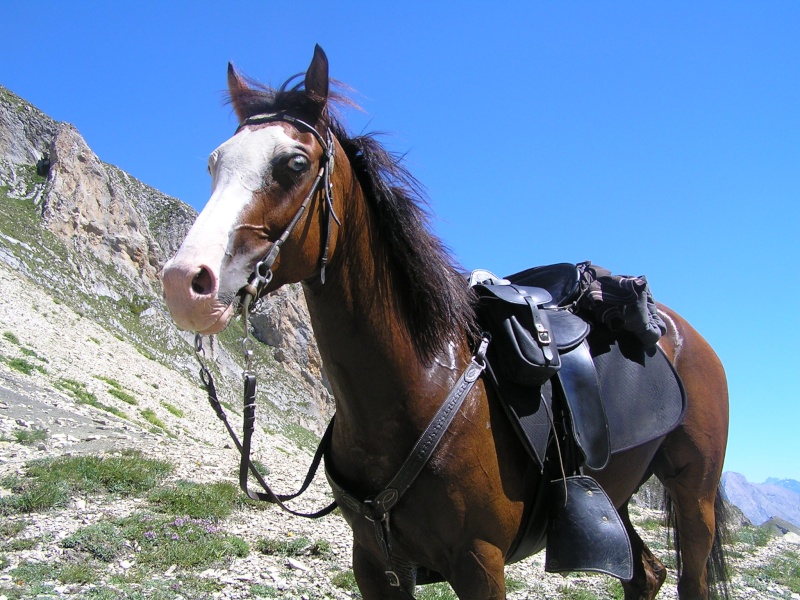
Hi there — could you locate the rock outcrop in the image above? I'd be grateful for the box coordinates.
[42,122,166,292]
[0,87,58,186]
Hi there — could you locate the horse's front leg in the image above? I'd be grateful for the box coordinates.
[352,539,508,600]
[352,539,416,599]
[447,541,508,600]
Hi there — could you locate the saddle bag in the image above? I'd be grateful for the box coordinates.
[474,283,561,386]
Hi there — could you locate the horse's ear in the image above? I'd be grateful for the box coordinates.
[304,45,329,117]
[227,62,250,122]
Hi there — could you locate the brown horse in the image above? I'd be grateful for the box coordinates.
[161,46,729,600]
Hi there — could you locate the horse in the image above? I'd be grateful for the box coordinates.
[161,45,729,600]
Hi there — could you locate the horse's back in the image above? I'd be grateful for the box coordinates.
[589,304,728,506]
[653,304,728,478]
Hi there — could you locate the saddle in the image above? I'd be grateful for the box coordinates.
[469,263,687,580]
[471,265,610,472]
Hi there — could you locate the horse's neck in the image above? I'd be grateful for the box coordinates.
[301,190,466,488]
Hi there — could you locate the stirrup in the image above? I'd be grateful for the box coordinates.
[545,475,633,580]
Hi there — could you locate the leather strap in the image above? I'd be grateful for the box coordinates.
[238,112,339,296]
[198,362,338,519]
[325,338,489,586]
[326,341,487,519]
[556,341,610,471]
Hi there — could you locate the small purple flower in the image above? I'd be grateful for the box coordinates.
[171,533,179,540]
[144,530,156,540]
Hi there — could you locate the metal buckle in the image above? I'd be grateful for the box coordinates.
[386,570,401,587]
[535,323,551,345]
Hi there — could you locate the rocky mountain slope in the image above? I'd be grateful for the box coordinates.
[2,84,799,599]
[0,85,333,434]
[722,472,800,529]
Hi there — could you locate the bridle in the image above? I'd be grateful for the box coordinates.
[194,111,343,518]
[238,111,340,313]
[189,111,491,590]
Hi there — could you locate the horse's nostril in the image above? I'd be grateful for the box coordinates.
[191,267,214,296]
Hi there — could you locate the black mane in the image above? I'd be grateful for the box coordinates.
[228,76,477,362]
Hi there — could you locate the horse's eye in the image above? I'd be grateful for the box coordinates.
[287,155,309,172]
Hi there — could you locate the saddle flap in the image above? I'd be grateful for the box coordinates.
[548,310,591,352]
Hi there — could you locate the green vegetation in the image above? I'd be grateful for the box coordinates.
[115,513,249,568]
[417,582,457,600]
[8,555,99,590]
[505,576,526,593]
[55,378,129,419]
[61,521,125,562]
[331,570,359,593]
[56,378,97,403]
[255,535,331,557]
[283,421,321,453]
[0,332,47,364]
[555,585,604,600]
[638,514,664,532]
[6,357,46,375]
[411,577,525,599]
[161,400,184,417]
[249,583,281,597]
[733,524,773,548]
[6,537,40,551]
[126,294,150,316]
[0,451,172,515]
[140,407,167,430]
[2,331,21,344]
[108,388,138,405]
[95,375,122,388]
[148,480,241,519]
[12,427,48,446]
[0,519,27,540]
[746,550,800,593]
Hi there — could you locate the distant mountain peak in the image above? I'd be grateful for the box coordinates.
[765,478,800,495]
[721,472,800,528]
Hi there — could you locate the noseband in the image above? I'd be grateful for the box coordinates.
[238,112,340,311]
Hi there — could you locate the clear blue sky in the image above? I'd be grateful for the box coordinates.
[3,2,798,483]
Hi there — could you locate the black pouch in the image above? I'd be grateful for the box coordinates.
[474,283,561,386]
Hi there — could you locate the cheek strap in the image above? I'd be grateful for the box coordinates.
[238,114,340,305]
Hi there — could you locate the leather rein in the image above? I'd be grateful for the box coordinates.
[191,114,491,555]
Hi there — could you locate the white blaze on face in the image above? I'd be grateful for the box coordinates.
[176,125,300,300]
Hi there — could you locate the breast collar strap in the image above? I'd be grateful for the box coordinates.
[238,112,340,308]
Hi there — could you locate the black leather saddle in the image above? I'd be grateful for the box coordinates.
[471,267,611,472]
[468,263,686,581]
[471,263,686,471]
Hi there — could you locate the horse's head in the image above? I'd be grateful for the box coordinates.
[161,46,339,334]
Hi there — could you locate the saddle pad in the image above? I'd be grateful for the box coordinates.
[589,330,687,454]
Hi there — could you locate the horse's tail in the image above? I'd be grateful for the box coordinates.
[664,487,731,600]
